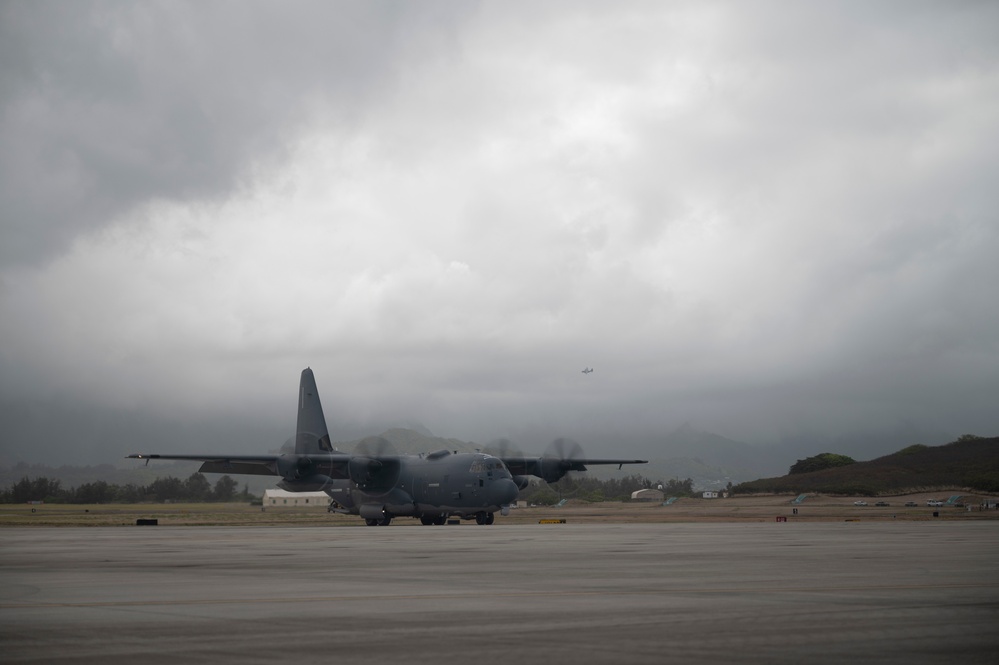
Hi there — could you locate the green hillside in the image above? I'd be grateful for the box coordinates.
[732,435,999,495]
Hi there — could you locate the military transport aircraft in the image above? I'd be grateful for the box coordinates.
[129,368,646,526]
[582,367,594,374]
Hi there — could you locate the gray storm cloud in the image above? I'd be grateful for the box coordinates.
[1,1,997,465]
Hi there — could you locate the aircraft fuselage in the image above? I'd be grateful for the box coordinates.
[280,450,519,525]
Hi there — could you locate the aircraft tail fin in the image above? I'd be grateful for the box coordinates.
[295,368,333,454]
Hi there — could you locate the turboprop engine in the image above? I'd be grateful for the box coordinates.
[347,456,401,494]
[511,475,531,490]
[276,455,333,492]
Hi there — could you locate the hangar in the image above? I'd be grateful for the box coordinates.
[262,489,329,508]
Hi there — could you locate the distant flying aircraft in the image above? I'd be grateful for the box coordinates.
[128,368,645,526]
[582,367,594,374]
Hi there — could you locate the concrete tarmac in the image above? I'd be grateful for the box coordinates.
[2,522,997,664]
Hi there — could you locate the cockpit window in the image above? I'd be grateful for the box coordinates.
[470,456,508,474]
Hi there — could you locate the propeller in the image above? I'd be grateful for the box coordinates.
[275,452,337,492]
[352,435,399,458]
[482,438,520,459]
[538,437,587,484]
[348,435,401,493]
[484,439,533,490]
[276,453,315,481]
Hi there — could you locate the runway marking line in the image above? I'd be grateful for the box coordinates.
[2,582,995,610]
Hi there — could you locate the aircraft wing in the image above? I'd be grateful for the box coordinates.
[127,454,284,476]
[500,456,647,484]
[126,453,356,479]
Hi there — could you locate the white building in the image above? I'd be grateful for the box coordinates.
[263,489,329,508]
[702,491,719,499]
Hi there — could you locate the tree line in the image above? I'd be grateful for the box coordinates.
[1,473,253,504]
[520,474,695,504]
[3,472,694,505]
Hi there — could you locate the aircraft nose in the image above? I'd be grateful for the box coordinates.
[490,478,519,506]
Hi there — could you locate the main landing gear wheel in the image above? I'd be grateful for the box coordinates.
[365,516,393,526]
[475,512,495,525]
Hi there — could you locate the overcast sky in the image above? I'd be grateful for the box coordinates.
[2,1,997,466]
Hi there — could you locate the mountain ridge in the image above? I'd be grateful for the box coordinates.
[732,436,999,494]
